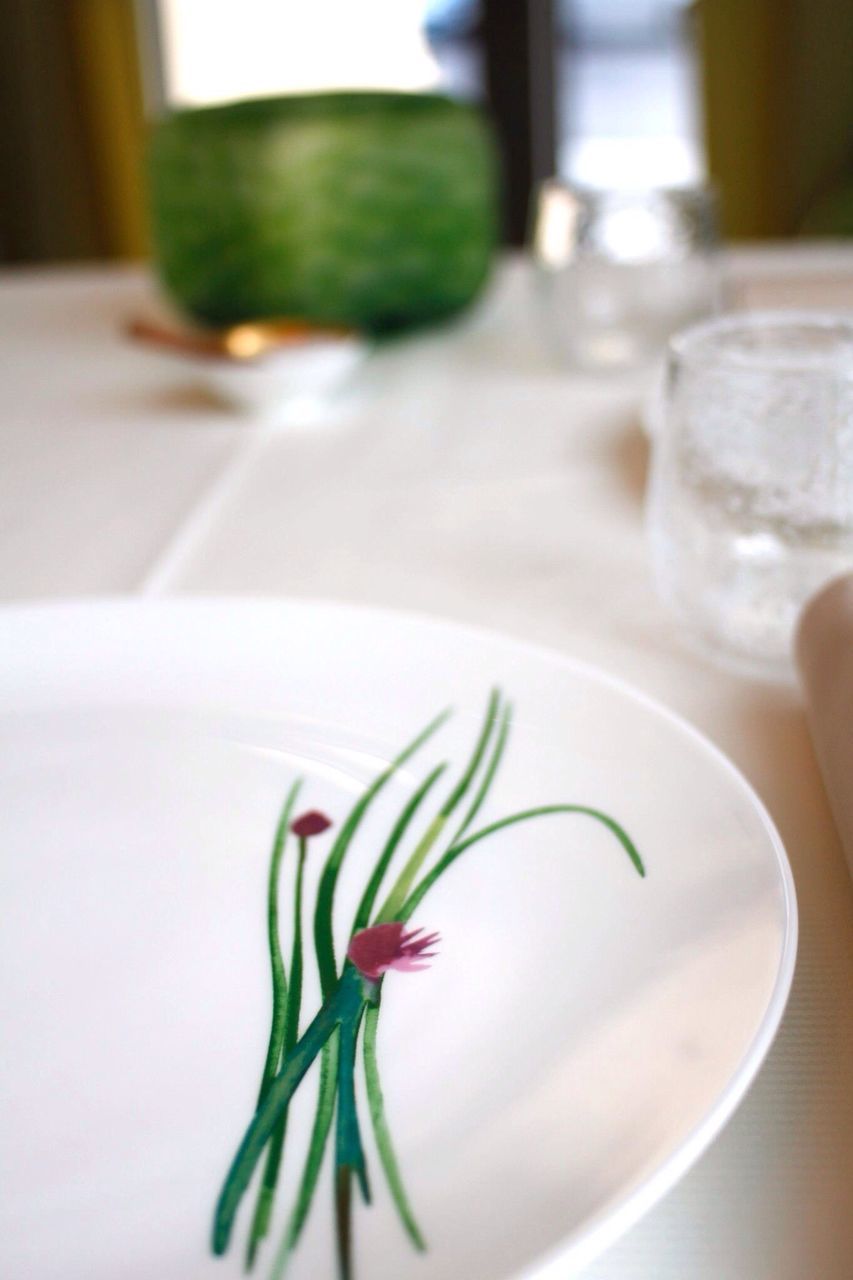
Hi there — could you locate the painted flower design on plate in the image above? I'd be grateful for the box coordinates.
[211,690,645,1278]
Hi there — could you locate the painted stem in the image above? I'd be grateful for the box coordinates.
[362,690,505,1248]
[362,1002,425,1250]
[245,835,309,1268]
[377,689,500,922]
[438,687,501,818]
[265,723,447,1273]
[374,813,446,924]
[264,721,448,1277]
[268,1035,339,1280]
[336,1001,371,1203]
[314,709,450,997]
[213,970,361,1256]
[449,701,511,844]
[351,762,448,935]
[257,781,302,1107]
[218,693,645,1280]
[364,798,641,1254]
[335,1000,370,1280]
[401,805,645,923]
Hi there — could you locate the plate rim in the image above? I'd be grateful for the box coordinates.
[0,594,798,1278]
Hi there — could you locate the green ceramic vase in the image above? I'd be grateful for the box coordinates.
[148,91,498,333]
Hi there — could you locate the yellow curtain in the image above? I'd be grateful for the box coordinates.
[65,0,149,258]
[698,0,853,239]
[0,0,147,263]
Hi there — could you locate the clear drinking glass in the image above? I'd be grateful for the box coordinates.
[532,181,722,370]
[647,311,853,678]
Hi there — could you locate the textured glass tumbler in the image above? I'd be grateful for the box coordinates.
[647,311,853,678]
[532,182,722,370]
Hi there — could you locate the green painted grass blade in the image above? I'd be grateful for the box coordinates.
[246,836,310,1268]
[401,804,645,923]
[358,691,503,1248]
[377,689,501,922]
[351,762,448,935]
[313,709,451,997]
[373,813,445,925]
[336,1006,371,1204]
[268,1035,339,1280]
[362,1002,426,1251]
[263,721,447,1274]
[437,687,501,819]
[448,700,511,844]
[335,1005,370,1280]
[284,839,308,1046]
[257,780,302,1107]
[213,973,360,1257]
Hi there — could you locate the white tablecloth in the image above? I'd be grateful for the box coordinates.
[3,247,853,1279]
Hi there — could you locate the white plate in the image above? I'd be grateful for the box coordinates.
[0,599,796,1280]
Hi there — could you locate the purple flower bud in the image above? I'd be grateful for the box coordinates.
[290,810,333,839]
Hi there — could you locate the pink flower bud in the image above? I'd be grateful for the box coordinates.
[347,922,440,981]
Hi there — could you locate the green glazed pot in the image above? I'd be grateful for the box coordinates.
[147,91,499,333]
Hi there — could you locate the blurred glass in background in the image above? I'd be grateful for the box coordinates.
[648,312,853,677]
[533,181,721,369]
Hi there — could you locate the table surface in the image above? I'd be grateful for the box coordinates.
[3,245,853,1280]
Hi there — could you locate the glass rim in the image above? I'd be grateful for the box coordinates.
[668,309,853,373]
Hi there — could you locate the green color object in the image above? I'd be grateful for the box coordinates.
[450,701,511,844]
[213,691,646,1277]
[363,1001,426,1252]
[284,839,308,1047]
[265,716,446,1277]
[376,813,446,924]
[365,690,504,1245]
[269,1035,340,1280]
[334,1003,370,1280]
[213,967,364,1256]
[336,1004,370,1204]
[401,804,646,923]
[266,715,448,1274]
[377,689,500,921]
[313,708,450,998]
[246,834,310,1269]
[351,762,449,935]
[147,91,498,333]
[437,688,500,819]
[257,781,302,1107]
